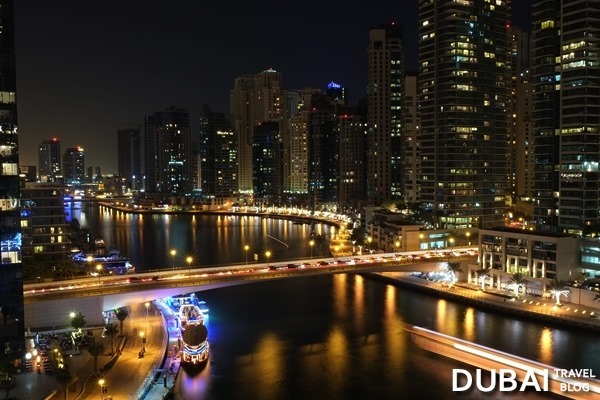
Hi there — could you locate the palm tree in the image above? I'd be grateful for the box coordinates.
[475,268,490,290]
[86,340,105,374]
[506,272,528,298]
[22,261,52,282]
[52,259,81,280]
[55,366,72,400]
[70,312,87,333]
[445,261,463,284]
[103,323,119,355]
[548,278,571,305]
[115,307,129,335]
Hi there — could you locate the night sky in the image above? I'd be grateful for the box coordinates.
[14,1,531,173]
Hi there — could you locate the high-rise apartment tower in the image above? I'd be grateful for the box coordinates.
[418,0,511,229]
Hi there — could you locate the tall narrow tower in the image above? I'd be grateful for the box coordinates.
[367,23,405,205]
[418,0,511,229]
[556,0,600,234]
[0,0,24,368]
[117,128,142,192]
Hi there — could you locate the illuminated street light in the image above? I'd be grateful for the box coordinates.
[95,264,102,285]
[98,378,106,399]
[244,245,250,265]
[395,240,400,253]
[309,240,315,259]
[170,249,177,271]
[367,236,373,253]
[449,237,455,248]
[265,251,271,268]
[466,232,471,246]
[86,255,93,276]
[186,256,193,278]
[145,302,150,323]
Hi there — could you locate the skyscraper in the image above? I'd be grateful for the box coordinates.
[367,23,405,205]
[144,106,192,195]
[556,0,600,234]
[117,128,142,192]
[531,0,600,236]
[198,104,238,197]
[230,69,287,196]
[418,0,511,229]
[532,0,561,231]
[252,121,283,201]
[339,102,368,212]
[62,147,85,185]
[0,0,24,369]
[403,73,420,204]
[38,137,61,182]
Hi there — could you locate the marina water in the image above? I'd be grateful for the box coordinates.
[72,203,599,399]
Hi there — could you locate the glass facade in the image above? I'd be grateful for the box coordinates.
[0,0,24,370]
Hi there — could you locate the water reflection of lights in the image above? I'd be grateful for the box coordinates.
[463,307,475,342]
[539,328,553,365]
[178,359,212,399]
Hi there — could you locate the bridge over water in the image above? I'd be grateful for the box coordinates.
[24,252,476,331]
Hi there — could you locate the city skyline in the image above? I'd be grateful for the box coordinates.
[14,1,531,173]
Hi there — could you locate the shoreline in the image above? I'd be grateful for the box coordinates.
[362,272,600,333]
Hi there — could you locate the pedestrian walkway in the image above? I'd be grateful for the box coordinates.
[371,272,600,331]
[8,298,182,400]
[139,299,182,400]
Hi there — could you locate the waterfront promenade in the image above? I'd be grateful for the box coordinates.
[11,300,178,400]
[369,271,600,331]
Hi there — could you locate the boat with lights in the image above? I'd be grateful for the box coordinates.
[167,294,210,367]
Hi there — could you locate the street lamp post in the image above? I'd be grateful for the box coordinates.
[86,255,93,276]
[265,251,271,268]
[95,264,102,285]
[170,249,177,271]
[367,236,373,253]
[244,245,250,265]
[395,240,400,253]
[144,302,150,323]
[98,378,106,400]
[309,240,315,259]
[186,256,193,278]
[466,232,471,246]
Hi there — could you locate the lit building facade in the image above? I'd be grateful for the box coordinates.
[0,0,24,369]
[532,0,561,230]
[338,103,368,212]
[531,0,600,236]
[144,106,192,195]
[418,0,511,229]
[367,23,405,204]
[403,73,419,204]
[62,147,85,185]
[20,183,71,268]
[252,121,283,201]
[198,105,238,197]
[38,138,61,182]
[230,69,287,195]
[556,0,600,234]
